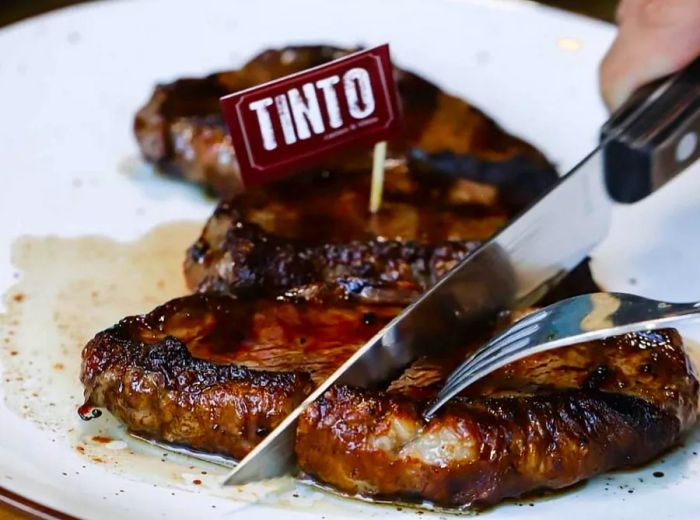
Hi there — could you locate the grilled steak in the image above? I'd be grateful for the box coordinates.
[182,168,502,302]
[183,141,556,303]
[134,45,556,199]
[81,294,698,506]
[298,329,698,507]
[81,294,398,459]
[186,211,478,304]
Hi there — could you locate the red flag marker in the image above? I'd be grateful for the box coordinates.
[220,44,401,206]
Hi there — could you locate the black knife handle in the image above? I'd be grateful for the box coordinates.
[602,57,700,203]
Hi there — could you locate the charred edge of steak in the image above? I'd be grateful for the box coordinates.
[407,149,558,213]
[79,293,395,459]
[296,384,688,508]
[134,45,556,200]
[80,306,315,459]
[294,327,698,507]
[184,208,481,303]
[80,286,699,506]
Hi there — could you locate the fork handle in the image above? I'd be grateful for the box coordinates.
[602,57,700,203]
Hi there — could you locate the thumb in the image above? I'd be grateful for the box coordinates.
[600,0,700,111]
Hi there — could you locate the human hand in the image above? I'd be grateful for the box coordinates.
[600,0,700,111]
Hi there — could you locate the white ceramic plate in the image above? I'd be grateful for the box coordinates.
[2,0,700,518]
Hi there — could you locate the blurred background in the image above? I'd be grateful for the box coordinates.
[1,0,616,26]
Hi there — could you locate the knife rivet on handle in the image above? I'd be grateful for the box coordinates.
[676,132,698,163]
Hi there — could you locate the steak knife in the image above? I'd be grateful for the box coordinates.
[223,58,700,486]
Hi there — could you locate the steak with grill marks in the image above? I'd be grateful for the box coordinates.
[80,293,399,459]
[176,48,559,302]
[297,328,698,506]
[181,168,498,303]
[134,45,556,200]
[80,293,698,506]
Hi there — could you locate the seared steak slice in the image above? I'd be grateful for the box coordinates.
[81,293,398,459]
[81,295,698,506]
[134,45,556,199]
[184,199,481,304]
[183,144,554,302]
[298,330,698,507]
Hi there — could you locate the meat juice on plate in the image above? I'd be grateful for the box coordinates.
[0,223,428,516]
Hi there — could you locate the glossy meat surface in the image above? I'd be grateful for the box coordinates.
[182,117,554,302]
[81,294,698,505]
[81,293,398,458]
[298,329,698,506]
[177,47,561,302]
[184,190,485,303]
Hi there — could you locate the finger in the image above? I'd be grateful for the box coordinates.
[600,0,700,111]
[615,0,639,23]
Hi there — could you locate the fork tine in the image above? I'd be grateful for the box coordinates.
[426,292,700,420]
[443,346,490,386]
[437,338,528,401]
[457,336,541,383]
[443,346,493,387]
[425,337,532,418]
[445,335,535,390]
[438,310,553,407]
[444,323,541,385]
[444,327,529,385]
[497,309,548,335]
[454,321,548,380]
[438,320,556,411]
[443,310,547,383]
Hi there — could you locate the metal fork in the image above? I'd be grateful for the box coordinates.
[423,292,700,419]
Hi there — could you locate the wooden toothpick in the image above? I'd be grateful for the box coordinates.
[369,141,387,213]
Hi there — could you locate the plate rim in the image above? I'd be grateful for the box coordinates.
[0,485,77,520]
